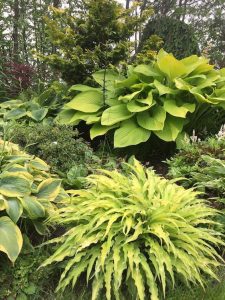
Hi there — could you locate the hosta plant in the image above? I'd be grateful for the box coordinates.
[42,159,224,300]
[0,81,67,123]
[0,140,67,263]
[57,49,225,148]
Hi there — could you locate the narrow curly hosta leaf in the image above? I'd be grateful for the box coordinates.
[137,106,166,131]
[154,115,185,141]
[0,216,23,263]
[66,91,103,112]
[164,99,195,118]
[114,119,150,147]
[101,104,134,126]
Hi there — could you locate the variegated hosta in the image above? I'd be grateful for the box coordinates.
[42,159,224,300]
[57,49,225,147]
[0,140,68,263]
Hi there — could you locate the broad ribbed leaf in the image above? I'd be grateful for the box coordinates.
[133,64,162,78]
[93,70,122,90]
[5,198,23,223]
[164,99,195,118]
[4,107,27,120]
[20,196,46,219]
[66,91,103,112]
[0,173,31,197]
[36,178,61,201]
[157,49,187,80]
[27,108,48,121]
[0,216,23,263]
[90,123,118,139]
[154,115,184,141]
[114,119,150,147]
[101,104,133,126]
[154,80,176,96]
[118,90,141,102]
[137,106,166,131]
[56,109,76,124]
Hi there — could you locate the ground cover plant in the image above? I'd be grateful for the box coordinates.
[0,140,67,263]
[167,131,225,194]
[57,49,225,148]
[41,159,224,300]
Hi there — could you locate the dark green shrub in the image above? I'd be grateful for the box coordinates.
[10,123,100,173]
[139,17,199,59]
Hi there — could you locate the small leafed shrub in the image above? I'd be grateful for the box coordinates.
[0,140,67,263]
[167,135,225,193]
[10,123,103,186]
[42,159,223,300]
[57,49,225,148]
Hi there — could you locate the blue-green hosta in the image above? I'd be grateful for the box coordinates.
[42,159,224,300]
[57,49,225,147]
[0,140,67,263]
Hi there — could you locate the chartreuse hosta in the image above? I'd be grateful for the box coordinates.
[57,49,225,147]
[42,159,224,300]
[0,140,67,263]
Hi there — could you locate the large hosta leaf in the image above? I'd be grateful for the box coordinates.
[133,64,162,78]
[27,108,48,121]
[20,196,46,219]
[93,70,122,90]
[154,115,184,141]
[0,173,31,197]
[118,90,141,103]
[157,49,187,80]
[5,198,23,223]
[114,119,150,148]
[127,100,154,113]
[90,123,118,139]
[56,109,76,124]
[36,178,61,201]
[69,84,101,92]
[137,106,166,131]
[154,80,177,96]
[4,107,27,120]
[101,104,134,126]
[164,99,195,118]
[66,91,103,112]
[0,216,23,263]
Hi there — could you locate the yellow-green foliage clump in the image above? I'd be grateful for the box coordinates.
[42,159,224,300]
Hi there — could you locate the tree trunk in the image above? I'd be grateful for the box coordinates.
[12,0,20,61]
